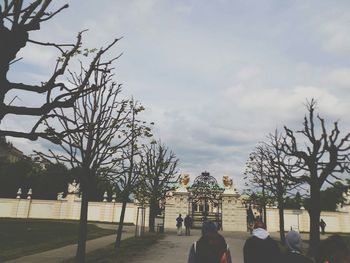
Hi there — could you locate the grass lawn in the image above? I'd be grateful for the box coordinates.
[341,234,350,247]
[0,218,116,261]
[64,233,163,263]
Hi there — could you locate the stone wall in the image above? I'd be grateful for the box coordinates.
[266,206,350,233]
[0,194,149,226]
[2,190,350,233]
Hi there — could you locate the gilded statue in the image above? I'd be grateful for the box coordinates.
[180,174,190,188]
[222,175,233,189]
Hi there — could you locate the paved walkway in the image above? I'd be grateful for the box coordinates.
[130,230,322,263]
[5,227,249,263]
[5,225,135,263]
[6,227,321,263]
[131,229,249,263]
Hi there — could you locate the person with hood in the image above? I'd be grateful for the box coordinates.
[187,221,232,263]
[243,221,280,263]
[283,230,314,263]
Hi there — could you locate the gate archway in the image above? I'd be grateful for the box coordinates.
[188,172,224,228]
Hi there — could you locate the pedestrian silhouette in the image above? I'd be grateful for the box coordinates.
[243,221,280,263]
[184,215,193,236]
[176,214,183,236]
[283,230,313,263]
[187,221,232,263]
[320,219,326,235]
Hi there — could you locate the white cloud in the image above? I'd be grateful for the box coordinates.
[16,44,58,69]
[321,15,350,55]
[327,68,350,87]
[236,66,262,81]
[174,3,192,15]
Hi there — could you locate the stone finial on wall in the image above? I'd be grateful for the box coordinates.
[336,203,345,212]
[112,193,116,203]
[57,192,64,200]
[103,191,108,202]
[27,188,32,199]
[16,188,22,199]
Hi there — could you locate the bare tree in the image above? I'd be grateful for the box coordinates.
[264,131,298,242]
[0,0,118,143]
[37,64,130,263]
[280,99,350,252]
[109,99,153,253]
[244,131,298,242]
[244,146,269,224]
[136,140,179,232]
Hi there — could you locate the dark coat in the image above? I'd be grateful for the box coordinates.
[176,216,183,227]
[184,216,192,228]
[243,235,281,263]
[187,232,232,263]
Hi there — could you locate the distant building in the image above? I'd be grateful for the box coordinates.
[0,137,24,162]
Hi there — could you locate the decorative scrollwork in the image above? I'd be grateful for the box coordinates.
[189,172,223,203]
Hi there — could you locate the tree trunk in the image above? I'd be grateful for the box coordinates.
[0,27,28,120]
[308,183,321,255]
[115,197,127,254]
[148,199,157,232]
[75,179,89,263]
[278,197,285,243]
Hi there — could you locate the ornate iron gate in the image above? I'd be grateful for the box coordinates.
[188,172,224,228]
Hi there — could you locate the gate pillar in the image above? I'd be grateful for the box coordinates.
[222,191,246,231]
[164,187,189,229]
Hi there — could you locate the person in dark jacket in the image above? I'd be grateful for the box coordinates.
[184,215,193,236]
[283,230,314,263]
[319,219,326,235]
[188,221,232,263]
[176,214,183,236]
[243,221,280,263]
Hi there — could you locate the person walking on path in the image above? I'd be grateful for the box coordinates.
[176,214,183,236]
[320,219,326,235]
[243,221,281,263]
[184,215,193,236]
[283,230,314,263]
[247,205,255,234]
[187,221,232,263]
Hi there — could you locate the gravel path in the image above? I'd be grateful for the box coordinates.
[131,229,249,263]
[6,224,319,263]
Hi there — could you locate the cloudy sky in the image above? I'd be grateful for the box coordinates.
[4,0,350,190]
